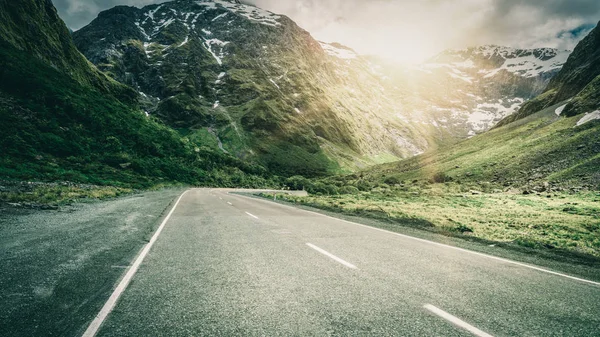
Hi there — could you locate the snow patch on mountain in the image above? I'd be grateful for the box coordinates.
[483,51,570,78]
[319,42,357,60]
[469,98,524,131]
[555,104,567,116]
[196,0,281,27]
[202,38,230,65]
[576,110,600,126]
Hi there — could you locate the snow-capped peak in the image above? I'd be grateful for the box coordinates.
[428,45,570,79]
[195,0,281,27]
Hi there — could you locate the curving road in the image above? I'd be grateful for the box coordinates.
[83,189,600,337]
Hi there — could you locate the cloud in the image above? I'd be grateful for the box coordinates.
[246,0,600,63]
[53,0,161,30]
[54,0,600,63]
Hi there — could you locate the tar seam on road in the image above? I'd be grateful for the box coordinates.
[230,193,600,287]
[424,304,494,337]
[245,212,259,219]
[306,243,358,269]
[81,190,190,337]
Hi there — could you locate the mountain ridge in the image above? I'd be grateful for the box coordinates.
[498,20,600,125]
[73,0,572,174]
[0,0,276,187]
[73,0,439,174]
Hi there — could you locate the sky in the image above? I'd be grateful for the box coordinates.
[53,0,600,64]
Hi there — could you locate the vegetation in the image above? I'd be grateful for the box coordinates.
[267,187,600,257]
[271,97,600,258]
[284,103,600,196]
[0,181,135,207]
[0,40,278,190]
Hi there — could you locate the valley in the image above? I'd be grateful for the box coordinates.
[1,0,598,258]
[1,1,600,336]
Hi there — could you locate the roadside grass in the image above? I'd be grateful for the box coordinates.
[0,180,194,207]
[265,187,600,258]
[0,181,137,207]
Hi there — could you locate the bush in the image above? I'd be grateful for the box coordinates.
[339,185,360,194]
[431,172,452,183]
[384,175,401,185]
[307,182,339,195]
[452,224,474,234]
[356,180,374,191]
[285,175,308,190]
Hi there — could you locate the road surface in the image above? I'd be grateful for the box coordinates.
[83,189,600,336]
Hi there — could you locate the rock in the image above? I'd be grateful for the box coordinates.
[470,190,482,195]
[41,205,59,210]
[522,190,532,195]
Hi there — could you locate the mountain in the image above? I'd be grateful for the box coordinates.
[0,0,273,187]
[73,0,438,175]
[322,26,600,194]
[73,0,570,175]
[371,45,569,137]
[499,21,600,125]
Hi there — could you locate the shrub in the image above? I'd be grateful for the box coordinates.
[384,175,401,185]
[431,172,452,183]
[339,186,360,194]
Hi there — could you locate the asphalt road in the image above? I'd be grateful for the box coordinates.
[82,189,600,336]
[0,188,186,337]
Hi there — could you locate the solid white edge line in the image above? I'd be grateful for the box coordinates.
[229,192,600,287]
[245,212,259,219]
[227,202,233,205]
[81,190,190,337]
[306,243,357,269]
[424,304,494,337]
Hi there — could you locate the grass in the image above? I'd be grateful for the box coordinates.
[0,181,139,207]
[268,186,600,257]
[303,101,600,197]
[0,39,279,189]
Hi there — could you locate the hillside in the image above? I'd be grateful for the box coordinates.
[0,0,274,188]
[283,26,600,256]
[336,23,600,193]
[396,46,569,136]
[72,0,433,175]
[325,103,599,193]
[72,0,569,173]
[499,21,600,125]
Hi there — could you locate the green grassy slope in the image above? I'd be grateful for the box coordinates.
[274,105,600,257]
[0,0,276,188]
[315,103,599,193]
[0,40,272,188]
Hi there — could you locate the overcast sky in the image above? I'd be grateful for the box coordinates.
[54,0,600,63]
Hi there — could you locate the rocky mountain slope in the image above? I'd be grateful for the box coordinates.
[73,0,436,175]
[499,21,600,125]
[73,0,569,174]
[372,45,569,137]
[329,24,600,193]
[0,0,273,187]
